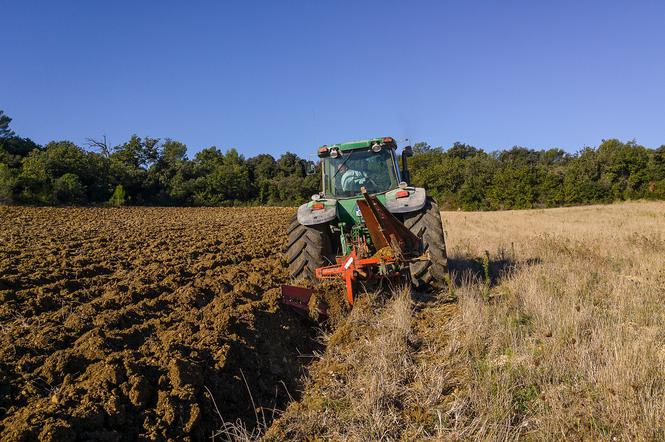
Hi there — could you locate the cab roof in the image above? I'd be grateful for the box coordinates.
[323,137,397,152]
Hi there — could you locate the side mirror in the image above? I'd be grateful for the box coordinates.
[306,162,317,175]
[401,146,412,184]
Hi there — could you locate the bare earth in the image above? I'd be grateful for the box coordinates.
[0,206,318,441]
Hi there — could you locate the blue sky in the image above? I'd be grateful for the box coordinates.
[2,1,664,158]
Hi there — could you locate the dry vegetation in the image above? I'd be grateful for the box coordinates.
[265,286,459,441]
[445,201,665,441]
[271,201,665,441]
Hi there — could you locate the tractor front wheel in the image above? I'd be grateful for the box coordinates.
[403,198,449,290]
[285,215,333,281]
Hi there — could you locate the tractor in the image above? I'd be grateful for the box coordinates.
[282,137,448,314]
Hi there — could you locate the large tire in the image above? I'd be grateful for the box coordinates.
[285,214,334,281]
[403,198,449,290]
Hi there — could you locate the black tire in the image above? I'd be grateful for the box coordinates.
[285,214,334,281]
[403,197,449,290]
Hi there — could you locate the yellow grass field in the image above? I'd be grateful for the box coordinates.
[444,201,665,440]
[271,201,665,441]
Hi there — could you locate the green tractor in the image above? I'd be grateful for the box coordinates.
[284,137,448,309]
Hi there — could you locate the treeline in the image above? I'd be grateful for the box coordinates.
[0,111,319,206]
[1,109,664,208]
[411,140,665,210]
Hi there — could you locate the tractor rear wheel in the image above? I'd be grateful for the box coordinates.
[285,214,333,281]
[403,198,449,290]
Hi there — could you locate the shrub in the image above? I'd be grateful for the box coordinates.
[53,173,86,203]
[109,184,126,206]
[0,163,16,203]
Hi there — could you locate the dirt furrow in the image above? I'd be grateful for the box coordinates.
[0,206,319,441]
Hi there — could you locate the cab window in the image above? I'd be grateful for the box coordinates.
[322,149,399,197]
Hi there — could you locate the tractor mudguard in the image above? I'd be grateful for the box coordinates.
[384,187,427,214]
[296,200,337,226]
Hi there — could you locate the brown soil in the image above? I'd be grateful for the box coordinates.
[0,206,320,441]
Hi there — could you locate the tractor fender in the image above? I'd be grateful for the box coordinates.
[296,200,337,226]
[384,187,427,214]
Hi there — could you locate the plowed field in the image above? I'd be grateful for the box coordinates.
[0,206,318,441]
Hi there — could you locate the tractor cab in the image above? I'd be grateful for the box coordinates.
[300,137,422,231]
[318,137,402,198]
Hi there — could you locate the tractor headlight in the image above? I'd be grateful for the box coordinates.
[371,143,382,153]
[330,148,340,158]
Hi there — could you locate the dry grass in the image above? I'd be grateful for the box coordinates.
[265,201,665,441]
[445,201,665,441]
[265,286,459,441]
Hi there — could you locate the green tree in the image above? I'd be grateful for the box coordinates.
[247,154,277,203]
[300,172,321,202]
[111,135,160,169]
[186,147,252,205]
[0,137,39,167]
[17,150,52,203]
[207,148,250,203]
[487,166,537,209]
[35,141,111,202]
[108,136,161,203]
[412,142,432,155]
[167,166,197,204]
[410,148,445,194]
[272,175,308,204]
[646,146,665,198]
[161,139,187,164]
[42,141,92,178]
[0,163,16,203]
[562,148,607,204]
[2,127,665,209]
[596,139,650,200]
[457,153,497,210]
[276,152,306,178]
[53,173,86,203]
[248,154,276,178]
[150,139,188,204]
[0,110,15,138]
[447,142,482,160]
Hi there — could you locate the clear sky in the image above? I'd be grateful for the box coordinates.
[2,1,664,158]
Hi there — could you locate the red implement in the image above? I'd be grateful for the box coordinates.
[281,285,328,318]
[315,248,398,305]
